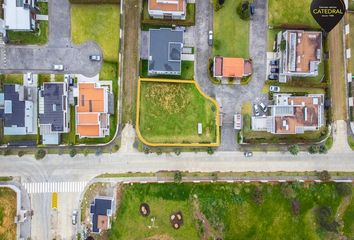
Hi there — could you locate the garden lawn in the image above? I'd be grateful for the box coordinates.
[213,0,249,58]
[71,4,120,62]
[140,60,194,80]
[268,0,320,29]
[0,187,17,240]
[110,183,354,240]
[139,81,217,144]
[7,21,48,45]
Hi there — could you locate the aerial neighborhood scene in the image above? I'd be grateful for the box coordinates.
[0,0,354,239]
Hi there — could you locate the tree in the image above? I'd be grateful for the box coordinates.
[319,145,328,154]
[35,149,46,160]
[252,187,264,205]
[18,151,25,157]
[288,144,299,155]
[317,170,331,182]
[174,171,182,184]
[308,145,319,154]
[237,1,251,20]
[69,148,77,157]
[143,147,150,154]
[174,149,181,156]
[335,183,352,197]
[207,147,214,155]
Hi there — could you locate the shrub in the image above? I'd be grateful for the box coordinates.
[95,148,102,156]
[211,172,218,181]
[83,149,89,156]
[317,170,331,182]
[237,1,250,20]
[319,145,328,154]
[207,147,214,155]
[281,183,296,199]
[252,187,264,205]
[335,183,352,197]
[315,206,339,232]
[174,171,182,184]
[214,0,225,11]
[35,149,46,160]
[18,151,25,157]
[174,149,181,156]
[112,144,119,152]
[288,144,299,155]
[143,147,150,154]
[69,148,77,157]
[291,199,300,216]
[308,145,319,154]
[156,148,162,155]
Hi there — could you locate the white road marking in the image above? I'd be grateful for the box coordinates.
[23,181,88,194]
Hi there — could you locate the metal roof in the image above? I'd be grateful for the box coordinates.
[90,197,113,233]
[4,84,25,128]
[148,28,183,74]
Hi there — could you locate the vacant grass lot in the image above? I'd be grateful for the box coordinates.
[0,187,17,240]
[213,0,249,58]
[110,183,354,240]
[268,0,319,29]
[139,81,217,144]
[71,4,120,62]
[7,21,48,45]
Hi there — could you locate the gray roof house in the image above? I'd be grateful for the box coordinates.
[2,84,36,135]
[39,82,69,145]
[148,28,184,76]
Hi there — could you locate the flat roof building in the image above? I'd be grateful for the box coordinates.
[39,82,69,145]
[148,28,184,76]
[2,84,36,135]
[148,0,186,20]
[1,0,37,32]
[252,94,325,134]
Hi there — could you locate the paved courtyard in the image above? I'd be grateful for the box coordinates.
[0,0,102,77]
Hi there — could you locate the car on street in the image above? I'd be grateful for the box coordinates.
[269,85,280,92]
[259,102,267,112]
[270,68,279,73]
[270,59,279,66]
[244,151,253,157]
[253,104,260,116]
[89,55,101,61]
[53,64,64,71]
[26,72,33,84]
[72,210,78,225]
[268,74,278,80]
[208,30,213,46]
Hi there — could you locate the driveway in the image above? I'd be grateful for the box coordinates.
[0,0,102,77]
[194,0,268,151]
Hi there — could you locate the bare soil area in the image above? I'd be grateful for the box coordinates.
[122,0,141,124]
[0,187,17,240]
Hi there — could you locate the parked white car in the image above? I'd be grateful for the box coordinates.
[53,64,64,71]
[269,85,280,92]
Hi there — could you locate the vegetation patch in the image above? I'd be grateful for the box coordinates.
[138,81,217,144]
[213,0,249,58]
[0,187,17,240]
[110,183,354,240]
[7,21,48,45]
[268,0,320,29]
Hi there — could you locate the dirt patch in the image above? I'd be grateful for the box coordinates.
[122,0,141,124]
[329,20,347,121]
[144,235,174,240]
[0,187,17,240]
[170,211,183,229]
[140,203,150,216]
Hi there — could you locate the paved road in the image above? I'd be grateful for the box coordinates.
[194,0,268,151]
[0,0,102,77]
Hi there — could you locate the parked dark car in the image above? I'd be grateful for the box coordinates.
[268,74,278,80]
[270,59,279,66]
[270,68,279,73]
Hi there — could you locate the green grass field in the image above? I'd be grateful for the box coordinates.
[71,4,120,62]
[213,0,249,58]
[139,82,217,144]
[7,21,48,45]
[268,0,319,29]
[110,183,354,240]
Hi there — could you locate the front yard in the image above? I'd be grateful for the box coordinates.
[7,21,48,45]
[109,182,354,240]
[0,187,17,240]
[138,81,218,145]
[268,0,320,29]
[213,0,249,58]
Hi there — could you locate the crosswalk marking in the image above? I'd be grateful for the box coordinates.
[23,181,88,194]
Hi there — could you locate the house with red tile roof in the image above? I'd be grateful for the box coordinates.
[252,94,325,134]
[213,57,252,79]
[148,0,186,20]
[75,83,113,138]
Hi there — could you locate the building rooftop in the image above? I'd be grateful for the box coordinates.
[90,197,113,233]
[3,0,32,30]
[214,57,252,78]
[149,0,185,12]
[285,30,322,74]
[148,28,183,74]
[39,83,66,132]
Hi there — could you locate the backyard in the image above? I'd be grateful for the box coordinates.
[213,0,249,58]
[0,187,17,240]
[268,0,320,29]
[140,60,194,80]
[109,183,354,240]
[138,81,218,144]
